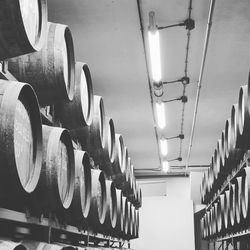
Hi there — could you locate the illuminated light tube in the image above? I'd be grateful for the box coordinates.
[162,161,169,172]
[155,102,166,129]
[148,29,162,83]
[159,138,168,156]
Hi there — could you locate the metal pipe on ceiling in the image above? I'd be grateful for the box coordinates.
[185,0,216,174]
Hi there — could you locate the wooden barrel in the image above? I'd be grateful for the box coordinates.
[113,134,124,174]
[113,146,128,188]
[126,201,132,238]
[229,183,236,227]
[219,194,226,234]
[33,125,75,217]
[230,104,238,151]
[132,205,137,239]
[136,186,142,209]
[0,0,47,60]
[205,214,209,238]
[105,117,116,165]
[234,176,242,225]
[209,206,214,236]
[0,240,27,250]
[213,150,219,181]
[220,130,227,177]
[217,196,223,234]
[87,96,106,165]
[206,211,211,238]
[130,175,137,203]
[204,212,209,238]
[55,62,93,129]
[200,217,205,239]
[69,150,91,228]
[88,169,107,232]
[230,104,244,167]
[133,205,138,239]
[201,171,209,204]
[122,196,129,237]
[223,190,230,230]
[102,180,117,233]
[129,203,135,239]
[135,209,139,238]
[128,161,135,194]
[217,139,225,181]
[98,117,116,176]
[225,117,234,172]
[241,166,250,226]
[126,202,134,239]
[121,157,133,195]
[112,134,126,184]
[225,116,243,172]
[212,206,217,236]
[224,118,231,162]
[8,22,75,106]
[238,85,250,149]
[0,80,42,210]
[212,203,218,236]
[207,210,212,236]
[114,189,124,236]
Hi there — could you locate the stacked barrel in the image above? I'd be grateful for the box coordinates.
[200,71,250,239]
[0,0,141,241]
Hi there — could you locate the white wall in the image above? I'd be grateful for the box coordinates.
[138,179,167,196]
[131,177,195,250]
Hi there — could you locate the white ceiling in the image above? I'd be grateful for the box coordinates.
[48,0,250,171]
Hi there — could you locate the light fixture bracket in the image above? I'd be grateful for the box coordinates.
[165,134,185,140]
[168,157,183,162]
[163,95,188,103]
[158,18,195,31]
[163,76,190,86]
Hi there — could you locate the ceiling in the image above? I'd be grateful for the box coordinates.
[48,0,250,172]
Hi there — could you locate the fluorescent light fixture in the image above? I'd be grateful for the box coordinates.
[159,138,168,156]
[148,29,162,82]
[162,161,169,172]
[155,102,166,129]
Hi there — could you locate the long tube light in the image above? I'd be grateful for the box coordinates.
[148,11,162,83]
[155,102,166,129]
[159,138,168,156]
[162,161,170,172]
